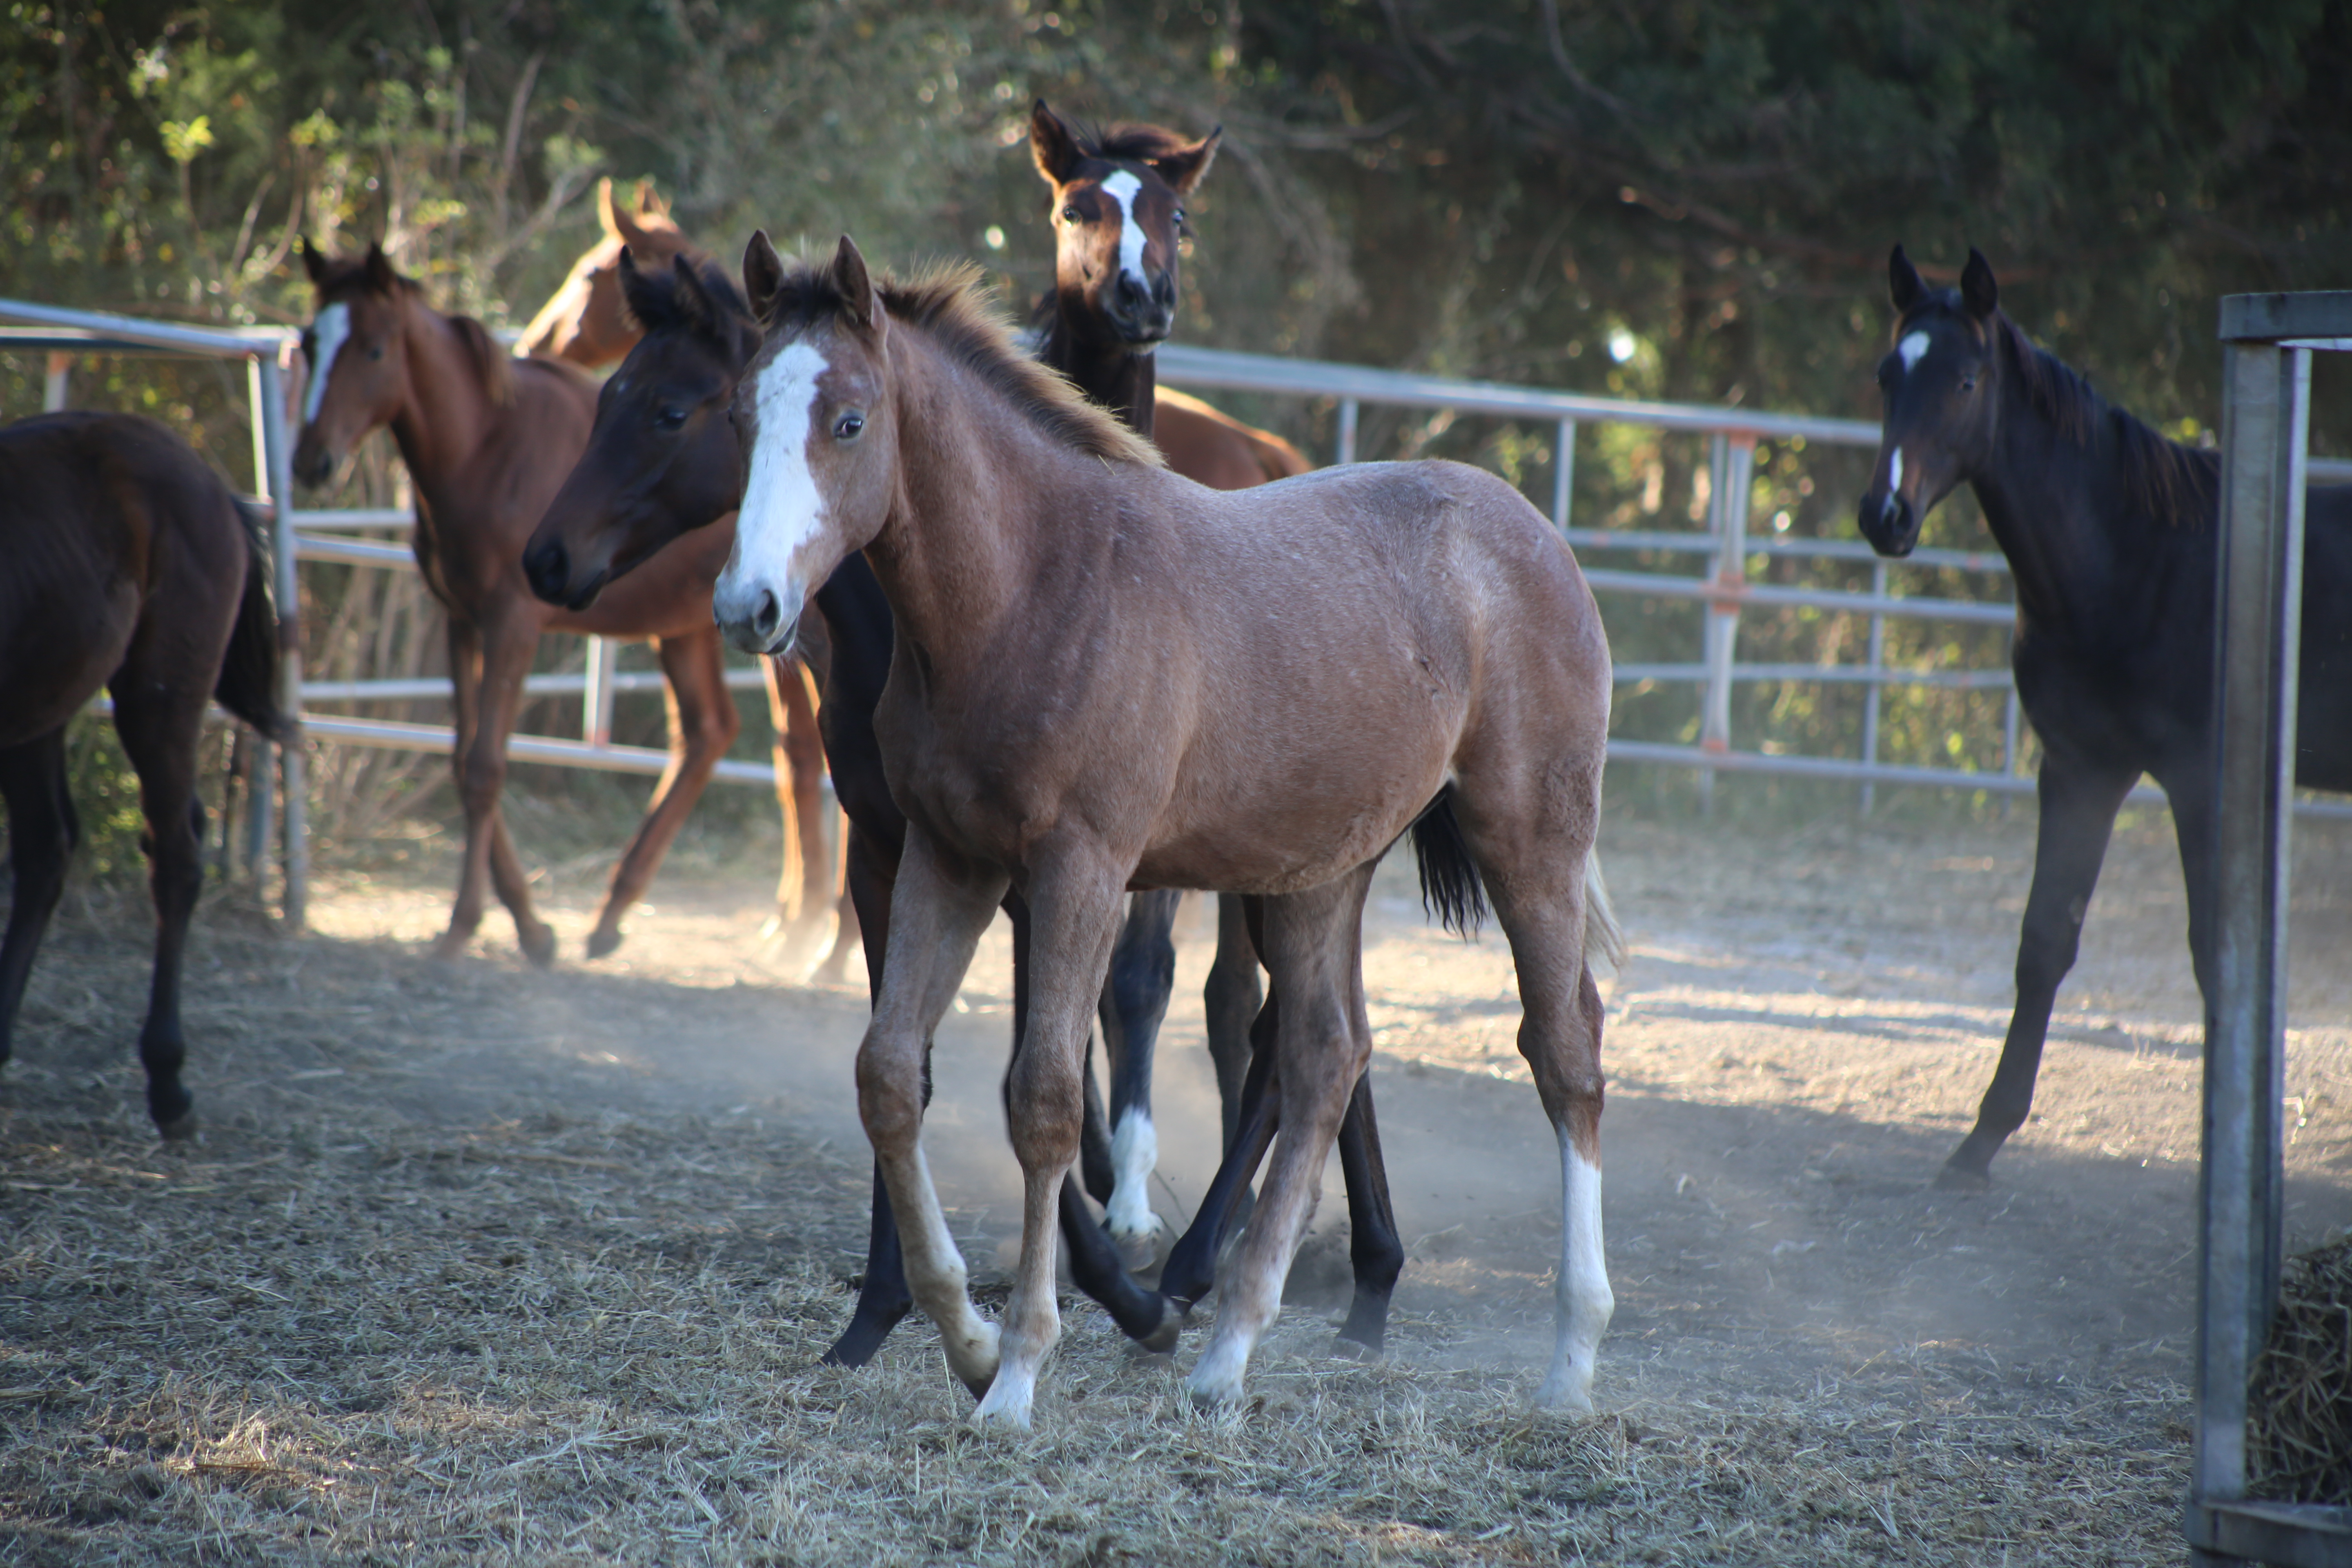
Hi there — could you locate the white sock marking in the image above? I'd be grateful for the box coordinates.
[1102,169,1149,296]
[1107,1107,1160,1240]
[1537,1134,1611,1410]
[718,340,830,634]
[302,303,350,426]
[1898,330,1930,374]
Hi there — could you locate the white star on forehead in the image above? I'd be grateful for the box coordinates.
[1898,331,1931,373]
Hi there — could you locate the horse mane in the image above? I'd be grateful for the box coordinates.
[761,257,1160,468]
[1907,297,2214,526]
[619,251,762,365]
[1080,122,1199,166]
[310,251,515,408]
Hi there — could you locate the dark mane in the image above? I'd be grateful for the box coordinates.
[760,258,1160,468]
[1082,122,1198,166]
[619,250,762,365]
[313,252,514,408]
[1903,296,2215,526]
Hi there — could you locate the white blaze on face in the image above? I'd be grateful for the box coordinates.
[303,303,350,425]
[721,340,831,626]
[1889,445,1905,495]
[1898,330,1931,374]
[1101,169,1149,291]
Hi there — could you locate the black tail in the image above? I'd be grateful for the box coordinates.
[216,500,295,743]
[1409,784,1488,937]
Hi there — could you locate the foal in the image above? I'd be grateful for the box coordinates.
[0,412,290,1135]
[716,238,1618,1427]
[1859,247,2352,1186]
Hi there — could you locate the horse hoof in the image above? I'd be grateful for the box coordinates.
[521,928,559,970]
[1933,1161,1992,1193]
[429,933,471,963]
[1330,1332,1382,1361]
[585,926,624,960]
[1113,1221,1168,1274]
[156,1109,200,1143]
[1531,1373,1596,1414]
[1137,1299,1183,1355]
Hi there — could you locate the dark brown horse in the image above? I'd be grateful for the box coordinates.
[0,412,290,1136]
[715,238,1621,1427]
[519,184,842,968]
[293,241,791,965]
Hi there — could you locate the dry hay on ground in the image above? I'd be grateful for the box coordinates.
[2252,1237,2352,1507]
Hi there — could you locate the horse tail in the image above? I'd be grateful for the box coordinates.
[1581,850,1626,974]
[1410,784,1489,937]
[216,499,296,744]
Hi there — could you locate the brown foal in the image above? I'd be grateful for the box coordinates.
[713,238,1620,1427]
[292,241,787,964]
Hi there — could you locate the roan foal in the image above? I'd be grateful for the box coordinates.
[714,236,1620,1427]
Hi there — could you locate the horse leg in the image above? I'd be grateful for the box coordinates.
[585,630,739,959]
[1204,893,1263,1151]
[1160,985,1281,1313]
[1097,888,1181,1265]
[0,732,76,1074]
[856,829,1010,1401]
[108,682,210,1138]
[815,812,862,985]
[762,654,834,967]
[973,840,1128,1428]
[1942,752,2138,1187]
[437,613,554,966]
[1332,1074,1406,1356]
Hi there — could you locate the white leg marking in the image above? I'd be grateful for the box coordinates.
[301,302,350,426]
[882,1140,1001,1393]
[1106,1107,1164,1248]
[1534,1134,1611,1411]
[1898,330,1931,373]
[716,340,830,633]
[1101,169,1150,296]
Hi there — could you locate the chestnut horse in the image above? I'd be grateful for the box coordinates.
[1859,247,2352,1187]
[292,241,816,965]
[715,238,1620,1427]
[0,412,291,1136]
[523,249,1413,1368]
[517,180,840,967]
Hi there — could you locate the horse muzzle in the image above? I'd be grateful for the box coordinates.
[1857,490,1920,558]
[1106,271,1178,348]
[291,437,339,490]
[713,575,803,658]
[521,536,610,611]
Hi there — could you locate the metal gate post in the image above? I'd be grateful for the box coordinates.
[254,346,307,929]
[1336,397,1359,465]
[582,637,617,748]
[42,351,71,411]
[1698,432,1755,814]
[2187,332,2307,1565]
[1552,418,1578,532]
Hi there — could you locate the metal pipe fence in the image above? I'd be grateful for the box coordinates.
[11,296,2352,919]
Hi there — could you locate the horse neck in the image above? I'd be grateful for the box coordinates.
[382,299,502,501]
[1968,381,2167,637]
[865,332,1102,665]
[1037,304,1156,438]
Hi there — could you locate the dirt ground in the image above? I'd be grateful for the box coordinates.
[3,799,2350,1565]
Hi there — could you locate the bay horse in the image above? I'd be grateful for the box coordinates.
[715,236,1620,1426]
[518,179,841,967]
[293,241,827,966]
[524,247,1414,1366]
[0,411,291,1136]
[1859,246,2352,1187]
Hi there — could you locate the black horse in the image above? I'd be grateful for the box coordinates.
[1858,245,2352,1186]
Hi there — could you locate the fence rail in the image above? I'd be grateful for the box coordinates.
[10,294,2351,919]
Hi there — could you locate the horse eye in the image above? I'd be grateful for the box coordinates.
[834,412,865,440]
[1062,206,1083,224]
[1959,374,1978,393]
[366,345,385,361]
[655,404,688,431]
[1173,207,1187,226]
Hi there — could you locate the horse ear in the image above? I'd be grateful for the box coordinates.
[668,251,713,330]
[1961,247,1999,319]
[1150,125,1222,196]
[1888,244,1926,315]
[1030,99,1082,185]
[363,241,399,294]
[831,234,884,336]
[300,236,329,286]
[597,178,622,239]
[616,245,660,330]
[634,180,670,222]
[743,229,785,322]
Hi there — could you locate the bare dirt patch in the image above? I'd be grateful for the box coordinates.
[3,806,2348,1564]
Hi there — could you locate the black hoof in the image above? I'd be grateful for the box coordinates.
[1136,1298,1183,1354]
[156,1108,200,1142]
[1330,1332,1381,1361]
[822,1311,905,1369]
[1934,1160,1993,1193]
[520,926,559,970]
[585,926,624,960]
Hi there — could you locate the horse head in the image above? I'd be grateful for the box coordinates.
[712,233,900,657]
[1029,100,1219,351]
[1857,245,2003,557]
[292,239,416,489]
[524,246,760,610]
[515,178,694,367]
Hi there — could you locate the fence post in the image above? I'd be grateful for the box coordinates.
[1861,559,1887,815]
[1697,432,1755,814]
[42,351,71,411]
[1336,397,1359,465]
[254,345,307,929]
[1553,418,1578,532]
[583,637,617,748]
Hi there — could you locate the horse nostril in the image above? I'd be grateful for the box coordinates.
[753,588,780,638]
[1153,274,1176,310]
[526,540,568,601]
